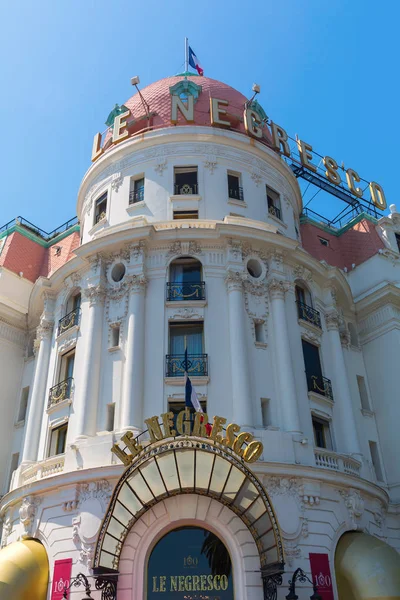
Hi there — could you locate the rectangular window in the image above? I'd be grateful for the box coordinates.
[261,398,271,428]
[106,403,115,432]
[302,340,325,396]
[129,176,145,204]
[395,233,400,252]
[110,325,120,348]
[312,416,333,450]
[254,321,265,344]
[357,375,371,411]
[369,440,384,481]
[174,166,198,195]
[266,185,282,221]
[318,236,329,247]
[6,452,19,492]
[167,322,206,377]
[48,423,68,457]
[227,172,243,201]
[59,350,75,382]
[17,386,29,422]
[94,192,107,224]
[173,210,199,220]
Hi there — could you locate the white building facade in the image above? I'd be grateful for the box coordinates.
[0,74,399,600]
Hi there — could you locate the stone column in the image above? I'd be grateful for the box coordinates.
[120,275,147,432]
[75,285,105,439]
[225,271,253,427]
[22,319,54,463]
[268,279,301,433]
[325,310,361,455]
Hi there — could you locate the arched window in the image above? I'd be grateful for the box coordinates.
[167,257,205,301]
[58,291,81,336]
[296,283,321,328]
[147,526,234,599]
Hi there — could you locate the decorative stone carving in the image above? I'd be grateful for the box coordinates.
[340,329,351,348]
[267,278,289,299]
[292,265,313,282]
[166,241,183,260]
[170,308,203,320]
[204,154,218,174]
[227,239,243,261]
[269,250,285,273]
[19,496,41,539]
[338,489,364,529]
[300,328,321,345]
[58,334,78,356]
[225,270,246,292]
[111,172,123,192]
[250,158,263,187]
[155,147,168,175]
[264,476,303,500]
[36,319,54,341]
[325,309,340,331]
[373,501,386,530]
[301,518,309,538]
[302,494,320,506]
[244,279,267,297]
[285,542,301,567]
[1,512,12,548]
[83,285,106,306]
[189,241,203,255]
[129,241,146,262]
[127,274,148,293]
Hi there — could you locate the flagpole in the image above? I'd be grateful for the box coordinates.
[184,37,189,72]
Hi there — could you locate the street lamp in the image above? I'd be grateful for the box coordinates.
[63,572,92,599]
[286,568,322,600]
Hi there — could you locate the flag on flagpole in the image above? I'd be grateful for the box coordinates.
[188,46,204,76]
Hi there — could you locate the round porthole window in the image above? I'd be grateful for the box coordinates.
[111,263,126,282]
[247,258,263,279]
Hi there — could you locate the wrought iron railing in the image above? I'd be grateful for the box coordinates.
[58,308,81,336]
[174,182,198,195]
[48,377,73,408]
[268,204,282,220]
[228,186,244,201]
[297,301,321,328]
[166,354,208,377]
[129,187,144,204]
[166,282,205,301]
[309,375,333,401]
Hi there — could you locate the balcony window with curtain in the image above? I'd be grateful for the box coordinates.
[166,322,207,377]
[227,172,244,201]
[302,339,333,400]
[266,185,282,221]
[295,284,321,328]
[48,350,75,408]
[94,192,107,224]
[48,423,68,457]
[167,257,205,301]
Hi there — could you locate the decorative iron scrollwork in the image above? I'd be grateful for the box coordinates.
[262,572,283,600]
[95,576,117,600]
[166,281,205,301]
[58,308,81,336]
[166,354,208,377]
[297,301,322,328]
[48,377,73,408]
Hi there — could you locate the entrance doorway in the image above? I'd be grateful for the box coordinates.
[147,526,234,599]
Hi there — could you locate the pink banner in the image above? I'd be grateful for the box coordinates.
[309,553,334,600]
[51,558,73,600]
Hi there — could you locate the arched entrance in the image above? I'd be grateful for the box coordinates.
[335,532,400,600]
[147,526,233,598]
[94,437,285,598]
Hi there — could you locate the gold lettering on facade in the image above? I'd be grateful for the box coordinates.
[120,431,143,457]
[171,95,194,124]
[346,168,363,198]
[244,108,263,139]
[297,139,317,172]
[112,109,130,144]
[221,423,240,448]
[192,411,209,437]
[145,416,165,442]
[91,132,104,162]
[161,411,176,438]
[210,415,226,442]
[323,156,341,185]
[270,121,291,157]
[369,181,387,210]
[210,98,230,126]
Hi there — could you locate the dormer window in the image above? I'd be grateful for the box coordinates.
[227,172,243,201]
[94,192,107,224]
[174,166,198,195]
[266,186,282,221]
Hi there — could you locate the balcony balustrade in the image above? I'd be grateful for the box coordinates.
[268,204,282,220]
[174,182,198,195]
[95,211,106,224]
[228,186,244,201]
[58,308,81,336]
[19,455,65,487]
[166,281,205,302]
[48,377,73,409]
[314,448,361,477]
[297,301,322,328]
[166,354,208,377]
[308,374,333,401]
[129,187,144,204]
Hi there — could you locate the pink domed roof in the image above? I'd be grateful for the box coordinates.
[102,75,271,150]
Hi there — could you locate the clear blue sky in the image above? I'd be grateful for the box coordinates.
[0,0,397,231]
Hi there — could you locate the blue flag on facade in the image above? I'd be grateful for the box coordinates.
[184,348,202,412]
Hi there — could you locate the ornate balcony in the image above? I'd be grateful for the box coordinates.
[174,182,198,195]
[19,455,65,487]
[297,301,322,328]
[129,187,144,204]
[58,308,81,336]
[268,204,282,220]
[48,377,73,409]
[308,375,333,401]
[166,282,205,302]
[166,354,208,377]
[314,448,361,477]
[229,186,244,201]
